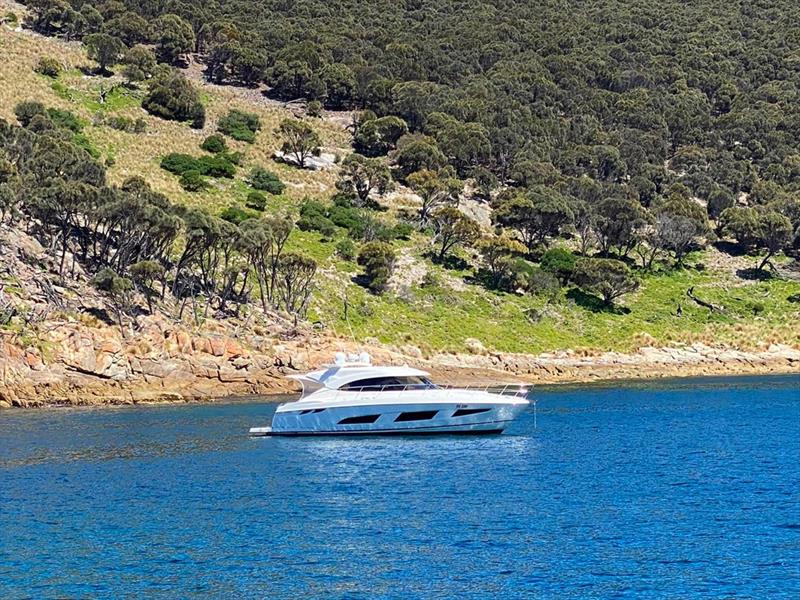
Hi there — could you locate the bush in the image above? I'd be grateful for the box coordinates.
[3,12,19,27]
[73,133,100,158]
[218,109,261,142]
[196,155,236,178]
[219,151,243,165]
[161,153,199,175]
[333,207,395,242]
[220,204,257,225]
[179,170,207,191]
[307,100,323,117]
[298,200,337,238]
[573,257,639,305]
[393,222,415,240]
[707,187,735,219]
[249,167,285,194]
[245,190,267,211]
[335,238,357,261]
[142,71,205,129]
[329,204,362,230]
[46,108,82,132]
[161,153,235,178]
[14,100,46,127]
[201,134,227,154]
[35,57,61,78]
[107,115,147,133]
[499,258,559,296]
[522,266,561,300]
[357,241,396,293]
[539,248,577,284]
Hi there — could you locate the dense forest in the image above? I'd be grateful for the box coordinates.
[23,0,800,199]
[3,0,799,350]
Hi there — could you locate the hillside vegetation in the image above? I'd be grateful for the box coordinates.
[0,0,799,360]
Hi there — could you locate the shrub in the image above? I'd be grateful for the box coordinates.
[219,151,243,165]
[161,153,235,178]
[344,210,395,242]
[539,248,577,285]
[245,190,267,211]
[220,204,256,225]
[335,238,357,261]
[14,100,46,127]
[357,241,396,293]
[298,200,336,238]
[73,133,101,158]
[179,170,207,191]
[307,100,323,117]
[107,115,146,133]
[573,257,639,305]
[196,155,236,178]
[707,187,735,219]
[393,222,415,240]
[142,71,205,129]
[46,108,82,132]
[161,153,199,175]
[249,167,285,194]
[329,204,362,230]
[218,109,261,142]
[201,134,227,154]
[35,57,61,78]
[522,265,561,300]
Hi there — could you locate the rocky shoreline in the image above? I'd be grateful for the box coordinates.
[1,312,797,409]
[1,214,798,410]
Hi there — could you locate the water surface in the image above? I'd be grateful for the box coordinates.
[1,375,799,598]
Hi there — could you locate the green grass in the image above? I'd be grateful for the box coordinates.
[308,256,800,355]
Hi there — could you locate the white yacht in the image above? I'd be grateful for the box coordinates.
[249,353,530,436]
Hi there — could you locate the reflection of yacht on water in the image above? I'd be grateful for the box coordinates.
[249,353,530,436]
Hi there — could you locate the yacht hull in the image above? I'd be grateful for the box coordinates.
[267,395,528,436]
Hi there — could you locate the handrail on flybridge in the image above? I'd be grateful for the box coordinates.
[329,382,532,398]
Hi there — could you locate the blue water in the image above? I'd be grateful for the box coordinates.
[1,375,798,598]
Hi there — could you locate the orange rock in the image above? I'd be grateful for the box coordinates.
[192,337,212,354]
[209,338,226,357]
[224,339,246,358]
[3,343,23,360]
[24,350,43,370]
[175,331,192,353]
[97,340,122,354]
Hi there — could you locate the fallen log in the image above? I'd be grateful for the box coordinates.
[687,286,724,312]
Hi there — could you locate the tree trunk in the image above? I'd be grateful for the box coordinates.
[758,251,773,272]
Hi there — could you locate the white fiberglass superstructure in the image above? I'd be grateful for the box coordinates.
[249,353,530,436]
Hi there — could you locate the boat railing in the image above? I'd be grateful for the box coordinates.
[330,382,531,398]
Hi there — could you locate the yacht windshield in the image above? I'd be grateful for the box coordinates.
[339,376,437,392]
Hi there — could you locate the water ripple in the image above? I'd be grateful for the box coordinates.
[0,375,798,598]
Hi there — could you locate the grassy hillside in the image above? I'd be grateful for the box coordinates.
[1,17,798,357]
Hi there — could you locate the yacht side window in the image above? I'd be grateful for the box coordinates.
[340,376,436,392]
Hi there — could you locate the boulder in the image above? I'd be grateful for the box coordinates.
[209,337,227,357]
[464,338,486,355]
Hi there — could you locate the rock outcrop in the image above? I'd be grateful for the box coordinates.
[1,220,798,410]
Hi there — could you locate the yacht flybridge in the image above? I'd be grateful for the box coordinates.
[249,353,530,436]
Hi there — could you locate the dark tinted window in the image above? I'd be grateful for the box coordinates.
[340,376,436,391]
[452,408,491,417]
[338,414,380,425]
[395,411,438,422]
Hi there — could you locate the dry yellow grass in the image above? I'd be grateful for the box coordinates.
[0,21,348,211]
